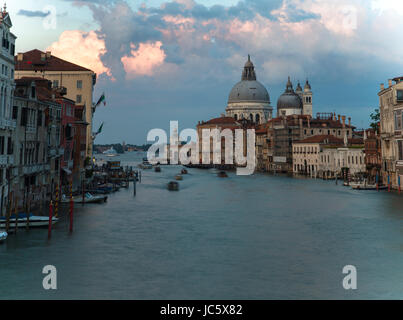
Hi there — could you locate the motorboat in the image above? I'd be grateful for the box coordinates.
[139,158,153,169]
[61,193,107,204]
[0,213,58,228]
[103,147,118,157]
[181,169,188,174]
[351,183,388,190]
[175,175,183,181]
[0,231,7,242]
[168,181,179,191]
[218,171,228,178]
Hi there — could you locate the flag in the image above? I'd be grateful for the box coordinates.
[96,122,104,135]
[94,93,106,108]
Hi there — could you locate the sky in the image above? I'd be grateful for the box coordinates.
[7,0,403,144]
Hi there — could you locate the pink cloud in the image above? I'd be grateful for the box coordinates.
[121,41,166,79]
[47,30,112,78]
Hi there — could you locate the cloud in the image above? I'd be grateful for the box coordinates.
[121,41,166,78]
[46,30,112,78]
[60,0,403,144]
[18,9,50,18]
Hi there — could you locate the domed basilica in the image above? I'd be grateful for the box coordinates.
[225,56,313,123]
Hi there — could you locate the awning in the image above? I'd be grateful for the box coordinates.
[63,168,72,175]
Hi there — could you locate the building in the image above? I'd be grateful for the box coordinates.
[12,78,56,209]
[196,116,252,167]
[293,135,365,178]
[225,55,273,124]
[0,6,16,216]
[265,113,355,173]
[277,78,313,117]
[14,49,96,158]
[364,129,381,184]
[379,77,403,188]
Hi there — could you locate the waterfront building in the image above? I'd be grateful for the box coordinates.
[265,113,355,173]
[12,78,57,209]
[277,78,313,117]
[14,49,96,158]
[196,117,252,167]
[0,5,16,216]
[293,135,365,178]
[364,129,382,184]
[379,77,403,188]
[225,56,273,124]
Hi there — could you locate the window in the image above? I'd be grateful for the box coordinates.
[397,90,403,102]
[395,111,402,130]
[7,137,13,155]
[398,140,403,161]
[21,108,28,126]
[31,86,36,99]
[37,110,42,127]
[77,80,83,89]
[52,80,59,88]
[0,136,4,155]
[12,106,18,120]
[76,95,82,104]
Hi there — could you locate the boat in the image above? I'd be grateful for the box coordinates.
[61,193,108,204]
[0,231,7,242]
[0,214,59,228]
[167,181,179,191]
[103,147,118,157]
[139,158,153,169]
[351,183,388,190]
[181,169,188,174]
[155,166,161,172]
[175,175,183,181]
[218,171,228,178]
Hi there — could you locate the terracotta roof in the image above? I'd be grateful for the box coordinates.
[15,49,93,72]
[295,135,363,145]
[201,117,239,125]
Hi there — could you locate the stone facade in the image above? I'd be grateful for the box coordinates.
[379,77,403,189]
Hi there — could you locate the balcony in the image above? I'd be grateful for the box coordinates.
[26,125,36,134]
[22,164,50,175]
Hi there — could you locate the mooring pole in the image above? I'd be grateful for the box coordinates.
[133,178,137,196]
[69,179,74,233]
[48,200,53,239]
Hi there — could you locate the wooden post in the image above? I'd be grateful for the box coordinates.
[69,180,74,233]
[48,200,53,239]
[133,178,136,196]
[55,184,59,217]
[14,197,18,234]
[6,192,13,233]
[26,196,31,231]
[82,177,85,205]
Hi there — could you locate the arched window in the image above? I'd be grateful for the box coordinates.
[249,114,253,122]
[255,114,260,123]
[234,114,238,121]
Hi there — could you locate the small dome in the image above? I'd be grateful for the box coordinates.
[304,79,311,91]
[296,82,302,92]
[277,77,303,110]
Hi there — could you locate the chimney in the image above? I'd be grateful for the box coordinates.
[388,79,392,87]
[46,51,51,59]
[338,115,341,122]
[342,116,346,128]
[17,53,23,61]
[380,83,384,90]
[348,117,351,127]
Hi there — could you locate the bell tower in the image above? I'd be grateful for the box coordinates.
[302,79,313,116]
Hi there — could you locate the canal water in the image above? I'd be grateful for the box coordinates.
[1,151,403,299]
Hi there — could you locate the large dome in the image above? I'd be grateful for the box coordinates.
[228,80,270,104]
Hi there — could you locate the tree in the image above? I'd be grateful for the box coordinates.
[370,109,380,132]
